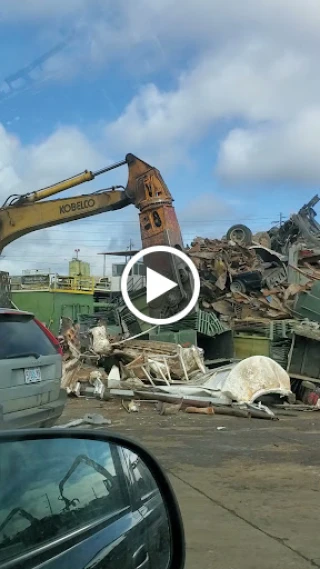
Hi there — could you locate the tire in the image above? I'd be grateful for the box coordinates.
[226,224,252,246]
[230,280,247,293]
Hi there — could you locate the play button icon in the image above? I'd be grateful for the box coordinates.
[146,268,178,304]
[121,245,200,326]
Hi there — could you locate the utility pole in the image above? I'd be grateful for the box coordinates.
[126,239,134,264]
[74,249,81,277]
[103,254,106,278]
[44,493,53,515]
[272,213,286,227]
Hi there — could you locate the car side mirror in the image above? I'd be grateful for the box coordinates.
[0,430,185,569]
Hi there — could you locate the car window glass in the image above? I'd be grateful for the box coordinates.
[0,438,128,563]
[0,315,56,358]
[122,448,158,499]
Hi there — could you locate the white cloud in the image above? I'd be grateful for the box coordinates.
[21,127,105,189]
[98,0,320,181]
[112,0,320,70]
[1,0,320,216]
[2,0,320,36]
[0,124,106,202]
[217,109,320,183]
[3,0,320,77]
[104,36,320,172]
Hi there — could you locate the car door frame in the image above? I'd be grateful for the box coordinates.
[118,447,171,569]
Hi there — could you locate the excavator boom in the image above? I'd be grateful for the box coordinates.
[0,153,192,317]
[58,454,114,510]
[0,508,38,534]
[0,189,129,251]
[9,159,127,205]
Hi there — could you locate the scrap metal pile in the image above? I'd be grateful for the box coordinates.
[268,194,320,254]
[187,237,311,321]
[185,194,320,323]
[59,320,304,421]
[60,322,207,397]
[57,194,320,424]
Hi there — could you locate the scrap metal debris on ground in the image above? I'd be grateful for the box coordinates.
[56,413,111,429]
[60,323,207,395]
[187,237,312,321]
[60,315,298,420]
[59,306,320,421]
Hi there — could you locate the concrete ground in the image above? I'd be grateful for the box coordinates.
[58,398,320,569]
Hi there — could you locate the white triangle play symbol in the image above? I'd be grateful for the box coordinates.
[146,267,178,304]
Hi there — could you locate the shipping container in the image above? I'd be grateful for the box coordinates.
[12,290,93,335]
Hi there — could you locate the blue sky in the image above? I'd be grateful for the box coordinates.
[0,0,319,275]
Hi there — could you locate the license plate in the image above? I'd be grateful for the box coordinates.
[25,368,42,383]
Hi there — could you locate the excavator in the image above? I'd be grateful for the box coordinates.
[58,453,117,512]
[0,154,193,318]
[0,507,40,535]
[0,507,44,546]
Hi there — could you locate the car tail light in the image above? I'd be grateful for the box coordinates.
[34,318,63,356]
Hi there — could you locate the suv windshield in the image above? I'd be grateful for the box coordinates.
[0,315,57,359]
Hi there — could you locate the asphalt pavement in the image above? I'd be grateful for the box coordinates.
[58,398,320,569]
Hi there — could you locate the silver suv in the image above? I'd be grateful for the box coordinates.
[0,309,67,429]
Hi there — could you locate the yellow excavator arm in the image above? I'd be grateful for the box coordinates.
[0,157,132,251]
[0,153,193,317]
[0,188,130,251]
[0,153,184,252]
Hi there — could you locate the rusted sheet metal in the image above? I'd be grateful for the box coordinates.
[125,153,184,250]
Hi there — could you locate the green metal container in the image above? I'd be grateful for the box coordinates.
[233,320,294,368]
[233,334,270,359]
[156,310,226,336]
[118,289,151,335]
[149,329,198,346]
[294,282,320,322]
[12,290,93,335]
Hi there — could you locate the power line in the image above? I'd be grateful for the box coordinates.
[44,216,277,230]
[6,232,274,250]
[12,222,276,239]
[9,233,273,245]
